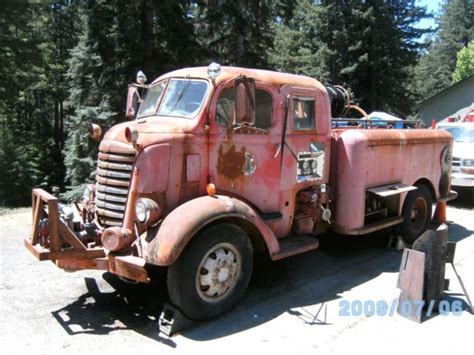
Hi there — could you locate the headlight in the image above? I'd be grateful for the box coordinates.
[125,126,139,145]
[135,198,161,224]
[462,159,474,167]
[461,159,474,175]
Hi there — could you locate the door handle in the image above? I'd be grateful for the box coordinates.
[274,143,282,158]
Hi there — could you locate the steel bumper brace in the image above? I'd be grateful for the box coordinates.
[25,188,149,283]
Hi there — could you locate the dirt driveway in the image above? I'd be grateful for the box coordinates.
[1,197,472,354]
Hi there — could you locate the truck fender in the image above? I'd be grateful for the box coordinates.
[142,195,280,266]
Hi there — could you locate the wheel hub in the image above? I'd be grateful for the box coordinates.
[218,267,229,282]
[196,243,241,302]
[410,197,427,232]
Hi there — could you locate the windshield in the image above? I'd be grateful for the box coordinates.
[137,81,166,118]
[440,126,474,143]
[158,79,208,118]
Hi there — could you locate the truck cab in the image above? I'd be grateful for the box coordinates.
[436,122,474,188]
[26,64,454,321]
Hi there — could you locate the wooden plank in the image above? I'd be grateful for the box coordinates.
[397,248,425,323]
[48,200,60,252]
[49,248,105,260]
[24,238,46,260]
[56,258,109,271]
[31,193,41,245]
[58,220,87,251]
[25,237,105,261]
[32,188,57,202]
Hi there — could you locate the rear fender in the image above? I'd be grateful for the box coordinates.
[142,195,280,266]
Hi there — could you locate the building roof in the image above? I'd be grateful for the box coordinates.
[416,74,474,109]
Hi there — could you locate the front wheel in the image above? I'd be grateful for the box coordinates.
[399,185,432,244]
[167,223,253,321]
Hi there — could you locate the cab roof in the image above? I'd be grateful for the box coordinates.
[152,66,327,91]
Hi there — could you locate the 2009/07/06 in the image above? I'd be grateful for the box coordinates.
[339,299,463,317]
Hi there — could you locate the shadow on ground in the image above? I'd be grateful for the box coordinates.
[50,216,473,344]
[51,231,406,344]
[51,267,177,347]
[448,187,473,210]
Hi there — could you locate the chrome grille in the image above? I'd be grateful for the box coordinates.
[452,157,461,172]
[95,146,135,227]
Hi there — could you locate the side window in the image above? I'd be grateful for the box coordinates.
[216,87,234,127]
[255,90,272,129]
[293,96,315,131]
[216,87,273,129]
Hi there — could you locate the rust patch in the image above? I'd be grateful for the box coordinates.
[360,129,452,147]
[233,125,269,135]
[217,144,246,179]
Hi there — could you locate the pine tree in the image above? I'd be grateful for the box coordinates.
[64,7,113,200]
[0,2,69,205]
[343,0,430,116]
[414,0,474,100]
[195,0,276,68]
[270,0,329,80]
[271,0,430,116]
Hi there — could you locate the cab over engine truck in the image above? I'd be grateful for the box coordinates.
[26,65,455,321]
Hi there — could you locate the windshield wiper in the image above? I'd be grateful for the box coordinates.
[171,79,191,110]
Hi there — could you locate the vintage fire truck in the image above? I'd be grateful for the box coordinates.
[26,64,455,321]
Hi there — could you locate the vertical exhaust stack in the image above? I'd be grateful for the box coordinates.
[325,85,351,118]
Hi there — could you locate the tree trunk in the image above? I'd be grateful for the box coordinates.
[141,0,155,74]
[59,100,64,150]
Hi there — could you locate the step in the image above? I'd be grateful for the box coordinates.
[271,235,319,261]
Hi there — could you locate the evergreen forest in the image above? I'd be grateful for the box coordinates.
[0,0,473,206]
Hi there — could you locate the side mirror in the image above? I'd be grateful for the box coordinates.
[126,85,141,119]
[234,77,256,126]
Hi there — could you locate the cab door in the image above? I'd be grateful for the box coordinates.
[272,86,331,236]
[208,80,283,213]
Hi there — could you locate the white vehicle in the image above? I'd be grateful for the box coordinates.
[436,122,474,188]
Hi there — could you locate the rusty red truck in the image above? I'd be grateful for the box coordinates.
[26,64,455,321]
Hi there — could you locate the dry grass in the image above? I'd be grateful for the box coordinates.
[0,207,31,227]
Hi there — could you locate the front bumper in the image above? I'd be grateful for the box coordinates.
[451,172,474,188]
[25,188,149,283]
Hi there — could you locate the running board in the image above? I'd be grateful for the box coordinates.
[271,235,319,261]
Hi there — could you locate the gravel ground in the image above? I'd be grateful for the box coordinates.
[0,194,472,354]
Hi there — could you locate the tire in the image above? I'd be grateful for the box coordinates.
[167,223,253,321]
[399,185,432,244]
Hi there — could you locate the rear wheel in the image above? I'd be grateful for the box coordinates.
[167,223,253,321]
[399,185,432,244]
